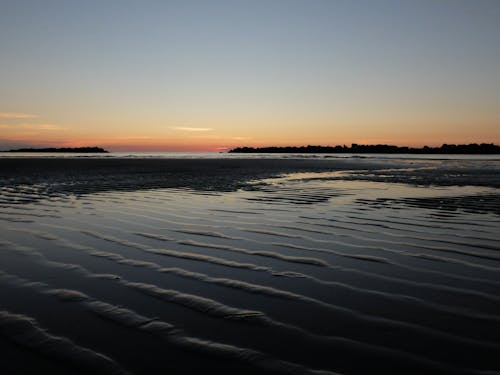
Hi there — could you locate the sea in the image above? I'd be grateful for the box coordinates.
[1,151,500,160]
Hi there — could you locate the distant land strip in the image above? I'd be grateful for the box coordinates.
[229,143,500,154]
[3,147,109,153]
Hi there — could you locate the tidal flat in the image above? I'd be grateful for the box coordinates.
[1,156,499,374]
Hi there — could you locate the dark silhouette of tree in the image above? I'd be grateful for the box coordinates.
[229,143,500,154]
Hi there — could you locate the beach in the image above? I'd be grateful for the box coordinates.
[1,155,500,374]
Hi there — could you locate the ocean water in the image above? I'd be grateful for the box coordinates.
[0,158,500,374]
[1,151,500,160]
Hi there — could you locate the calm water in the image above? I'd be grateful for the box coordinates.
[1,151,500,160]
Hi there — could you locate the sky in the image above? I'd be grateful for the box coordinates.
[1,0,499,151]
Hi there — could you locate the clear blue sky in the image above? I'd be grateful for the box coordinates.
[1,0,499,150]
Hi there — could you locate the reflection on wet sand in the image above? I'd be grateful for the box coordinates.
[0,158,499,374]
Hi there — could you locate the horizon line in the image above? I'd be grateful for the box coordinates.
[3,142,500,153]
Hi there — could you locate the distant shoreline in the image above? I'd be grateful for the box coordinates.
[2,147,109,153]
[229,143,500,154]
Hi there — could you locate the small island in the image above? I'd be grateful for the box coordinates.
[4,147,109,153]
[229,143,500,154]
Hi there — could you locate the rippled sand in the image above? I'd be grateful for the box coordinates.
[1,158,500,374]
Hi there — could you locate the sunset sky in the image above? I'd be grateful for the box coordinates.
[1,0,499,151]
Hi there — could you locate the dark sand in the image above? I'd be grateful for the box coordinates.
[2,157,499,195]
[0,157,407,196]
[1,156,500,374]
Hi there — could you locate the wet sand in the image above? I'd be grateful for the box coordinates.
[0,157,410,191]
[1,157,500,374]
[2,157,499,191]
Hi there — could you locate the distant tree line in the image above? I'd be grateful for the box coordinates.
[229,143,500,154]
[5,147,109,153]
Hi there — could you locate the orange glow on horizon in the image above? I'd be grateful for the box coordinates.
[2,136,498,152]
[1,118,499,152]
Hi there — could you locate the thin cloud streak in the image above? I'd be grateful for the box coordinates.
[0,123,65,131]
[170,127,213,132]
[35,124,65,131]
[0,112,38,119]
